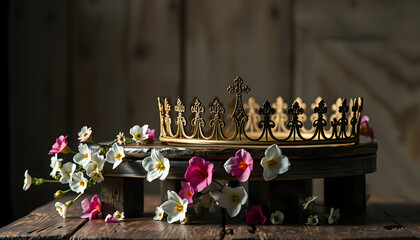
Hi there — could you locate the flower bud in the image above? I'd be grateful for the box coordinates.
[54,190,65,199]
[98,148,106,156]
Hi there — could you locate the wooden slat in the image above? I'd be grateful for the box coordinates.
[0,195,87,240]
[294,0,420,202]
[184,0,293,113]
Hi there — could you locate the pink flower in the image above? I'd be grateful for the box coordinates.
[49,135,71,155]
[105,214,119,223]
[224,149,253,182]
[184,157,214,193]
[246,205,266,225]
[146,128,155,144]
[179,181,195,204]
[81,194,102,219]
[360,115,374,140]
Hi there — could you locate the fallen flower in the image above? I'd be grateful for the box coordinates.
[106,143,126,169]
[113,211,125,221]
[217,185,248,217]
[260,144,290,181]
[360,115,375,141]
[246,205,266,225]
[224,148,254,182]
[146,128,156,144]
[153,206,164,221]
[270,210,284,225]
[302,196,318,211]
[184,156,214,192]
[130,124,149,144]
[161,190,188,224]
[142,149,170,182]
[105,214,119,223]
[307,215,319,225]
[55,201,72,218]
[81,194,102,219]
[328,208,340,224]
[179,181,195,204]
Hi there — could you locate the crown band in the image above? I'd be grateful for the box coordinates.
[158,77,363,146]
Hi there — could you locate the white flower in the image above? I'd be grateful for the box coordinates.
[302,196,318,211]
[78,126,92,142]
[270,210,284,225]
[307,215,318,225]
[73,143,92,168]
[217,185,248,217]
[161,191,188,223]
[70,172,88,194]
[59,162,76,184]
[23,170,32,191]
[116,132,126,145]
[130,124,149,144]
[113,211,125,221]
[260,144,290,181]
[142,149,170,182]
[55,202,67,218]
[328,208,340,224]
[86,153,106,183]
[49,154,63,178]
[153,206,164,221]
[198,191,220,212]
[106,143,126,169]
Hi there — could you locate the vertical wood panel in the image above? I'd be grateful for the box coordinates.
[9,0,71,220]
[295,0,420,201]
[185,0,292,123]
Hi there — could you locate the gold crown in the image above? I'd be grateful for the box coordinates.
[157,77,363,146]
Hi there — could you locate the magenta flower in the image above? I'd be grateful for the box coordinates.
[49,135,71,155]
[224,149,253,182]
[360,115,375,140]
[105,214,119,223]
[179,181,195,204]
[246,205,266,225]
[81,194,102,219]
[184,157,214,193]
[146,128,156,144]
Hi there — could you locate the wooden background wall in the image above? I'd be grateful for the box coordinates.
[7,0,420,225]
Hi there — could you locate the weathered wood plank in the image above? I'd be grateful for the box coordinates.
[0,195,87,240]
[294,0,420,202]
[185,0,293,113]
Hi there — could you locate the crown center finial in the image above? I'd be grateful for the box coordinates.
[227,76,251,95]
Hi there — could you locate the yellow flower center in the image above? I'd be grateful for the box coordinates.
[135,133,142,139]
[118,136,124,141]
[83,132,89,137]
[80,180,85,187]
[83,153,89,159]
[238,161,248,170]
[266,158,277,169]
[231,194,240,204]
[176,203,184,213]
[155,161,165,171]
[115,153,122,161]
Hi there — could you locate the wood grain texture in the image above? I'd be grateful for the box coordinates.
[0,195,87,240]
[184,0,292,114]
[99,142,377,180]
[294,0,420,202]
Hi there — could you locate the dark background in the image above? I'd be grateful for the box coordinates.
[5,0,420,227]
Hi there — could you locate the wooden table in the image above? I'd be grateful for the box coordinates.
[1,194,419,240]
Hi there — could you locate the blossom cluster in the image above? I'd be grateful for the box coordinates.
[23,124,154,220]
[150,144,291,225]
